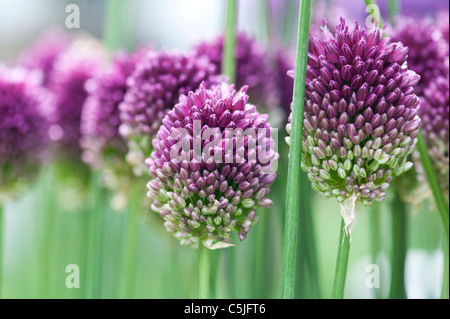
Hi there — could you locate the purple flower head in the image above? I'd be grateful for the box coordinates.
[81,52,140,170]
[391,15,448,94]
[274,49,295,120]
[287,19,421,236]
[437,11,449,43]
[0,65,52,194]
[146,83,278,249]
[17,30,71,87]
[48,42,103,158]
[192,32,279,117]
[119,50,221,176]
[418,73,449,194]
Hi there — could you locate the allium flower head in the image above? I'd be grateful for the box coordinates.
[119,50,220,176]
[81,52,138,169]
[287,19,421,235]
[0,65,51,195]
[49,41,103,158]
[391,15,448,94]
[17,30,71,87]
[274,49,295,119]
[418,73,449,194]
[192,32,280,118]
[146,83,278,249]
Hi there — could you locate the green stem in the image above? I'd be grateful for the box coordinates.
[281,0,311,300]
[103,0,125,52]
[389,190,407,299]
[364,0,384,28]
[417,132,449,237]
[199,244,211,299]
[222,0,237,84]
[86,171,104,299]
[442,233,449,299]
[119,185,141,299]
[281,0,298,46]
[0,202,3,299]
[369,202,382,299]
[296,172,320,298]
[332,219,351,299]
[388,0,399,26]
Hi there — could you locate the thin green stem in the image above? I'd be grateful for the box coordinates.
[417,132,449,237]
[332,219,351,299]
[389,190,407,299]
[0,202,3,299]
[388,0,399,27]
[281,0,311,300]
[442,233,449,299]
[281,0,298,46]
[296,172,320,298]
[369,202,382,299]
[103,0,125,52]
[364,0,384,28]
[199,245,211,299]
[119,184,142,299]
[222,0,237,84]
[86,171,104,299]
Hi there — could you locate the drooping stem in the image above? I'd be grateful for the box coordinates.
[416,132,449,237]
[199,244,211,299]
[281,0,311,299]
[222,0,237,84]
[389,190,407,299]
[332,219,351,299]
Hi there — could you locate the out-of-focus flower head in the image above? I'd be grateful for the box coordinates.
[192,32,281,123]
[146,83,278,249]
[0,65,52,197]
[119,50,221,176]
[48,38,103,159]
[17,30,72,87]
[391,15,448,94]
[417,73,449,195]
[274,49,295,120]
[287,19,421,236]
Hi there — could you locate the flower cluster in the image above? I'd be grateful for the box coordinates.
[287,19,421,235]
[119,50,220,176]
[146,83,278,248]
[192,32,280,119]
[17,30,72,87]
[418,73,449,194]
[0,65,51,196]
[391,15,448,94]
[48,42,103,158]
[81,52,138,170]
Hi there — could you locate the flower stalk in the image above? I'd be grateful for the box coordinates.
[281,0,311,299]
[332,218,351,299]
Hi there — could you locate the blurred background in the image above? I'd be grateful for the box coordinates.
[0,0,448,299]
